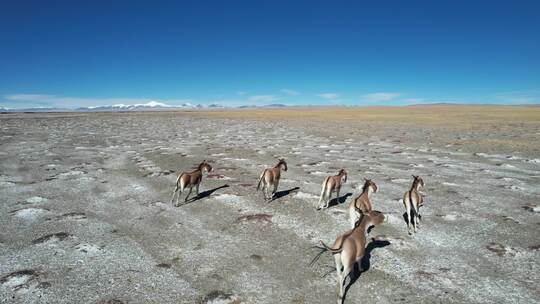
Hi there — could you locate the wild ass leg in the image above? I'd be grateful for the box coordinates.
[175,184,185,207]
[170,185,179,206]
[324,189,332,209]
[415,204,421,229]
[196,183,200,197]
[334,253,343,279]
[264,183,271,201]
[272,180,279,198]
[412,207,418,233]
[404,200,412,234]
[338,262,353,304]
[184,186,193,202]
[317,186,326,210]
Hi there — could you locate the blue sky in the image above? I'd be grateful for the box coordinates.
[1,0,539,108]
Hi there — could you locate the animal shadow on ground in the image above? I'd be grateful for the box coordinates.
[342,239,391,303]
[271,187,300,201]
[327,192,353,208]
[181,184,229,206]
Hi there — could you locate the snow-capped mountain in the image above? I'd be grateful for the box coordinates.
[0,102,288,112]
[75,101,201,111]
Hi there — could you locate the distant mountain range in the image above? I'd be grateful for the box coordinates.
[2,102,535,112]
[74,101,202,111]
[0,102,290,112]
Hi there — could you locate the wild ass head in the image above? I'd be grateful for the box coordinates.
[362,178,378,194]
[338,169,347,183]
[198,160,213,173]
[276,158,288,171]
[412,175,424,190]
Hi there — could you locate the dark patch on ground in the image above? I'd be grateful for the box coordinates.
[0,269,37,284]
[522,204,539,212]
[96,299,126,304]
[9,207,50,214]
[38,282,52,289]
[528,244,540,251]
[156,263,172,268]
[250,254,263,261]
[235,214,273,226]
[501,215,519,224]
[0,269,40,291]
[201,290,240,304]
[416,270,436,279]
[32,232,71,244]
[61,212,87,220]
[486,242,507,256]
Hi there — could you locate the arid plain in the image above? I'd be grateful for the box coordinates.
[1,106,539,304]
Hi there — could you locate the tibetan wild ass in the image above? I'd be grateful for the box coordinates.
[257,158,288,201]
[403,175,424,234]
[170,160,213,206]
[348,179,378,228]
[317,169,347,210]
[310,208,386,304]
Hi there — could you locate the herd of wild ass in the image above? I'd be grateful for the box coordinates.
[170,158,425,304]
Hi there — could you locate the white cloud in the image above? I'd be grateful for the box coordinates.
[5,94,51,101]
[361,92,401,102]
[248,95,279,103]
[236,91,247,96]
[280,89,300,96]
[317,93,340,100]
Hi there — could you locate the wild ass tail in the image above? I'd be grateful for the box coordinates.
[309,240,343,267]
[409,191,419,215]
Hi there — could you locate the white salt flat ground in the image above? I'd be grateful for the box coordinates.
[0,112,539,303]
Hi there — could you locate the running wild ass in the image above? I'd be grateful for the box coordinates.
[403,175,424,234]
[348,179,378,228]
[170,160,213,206]
[311,208,386,304]
[257,158,288,201]
[317,169,347,210]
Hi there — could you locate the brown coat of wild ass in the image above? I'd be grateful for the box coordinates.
[257,158,288,201]
[403,175,425,234]
[170,160,213,206]
[348,179,378,228]
[310,208,386,304]
[317,169,347,210]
